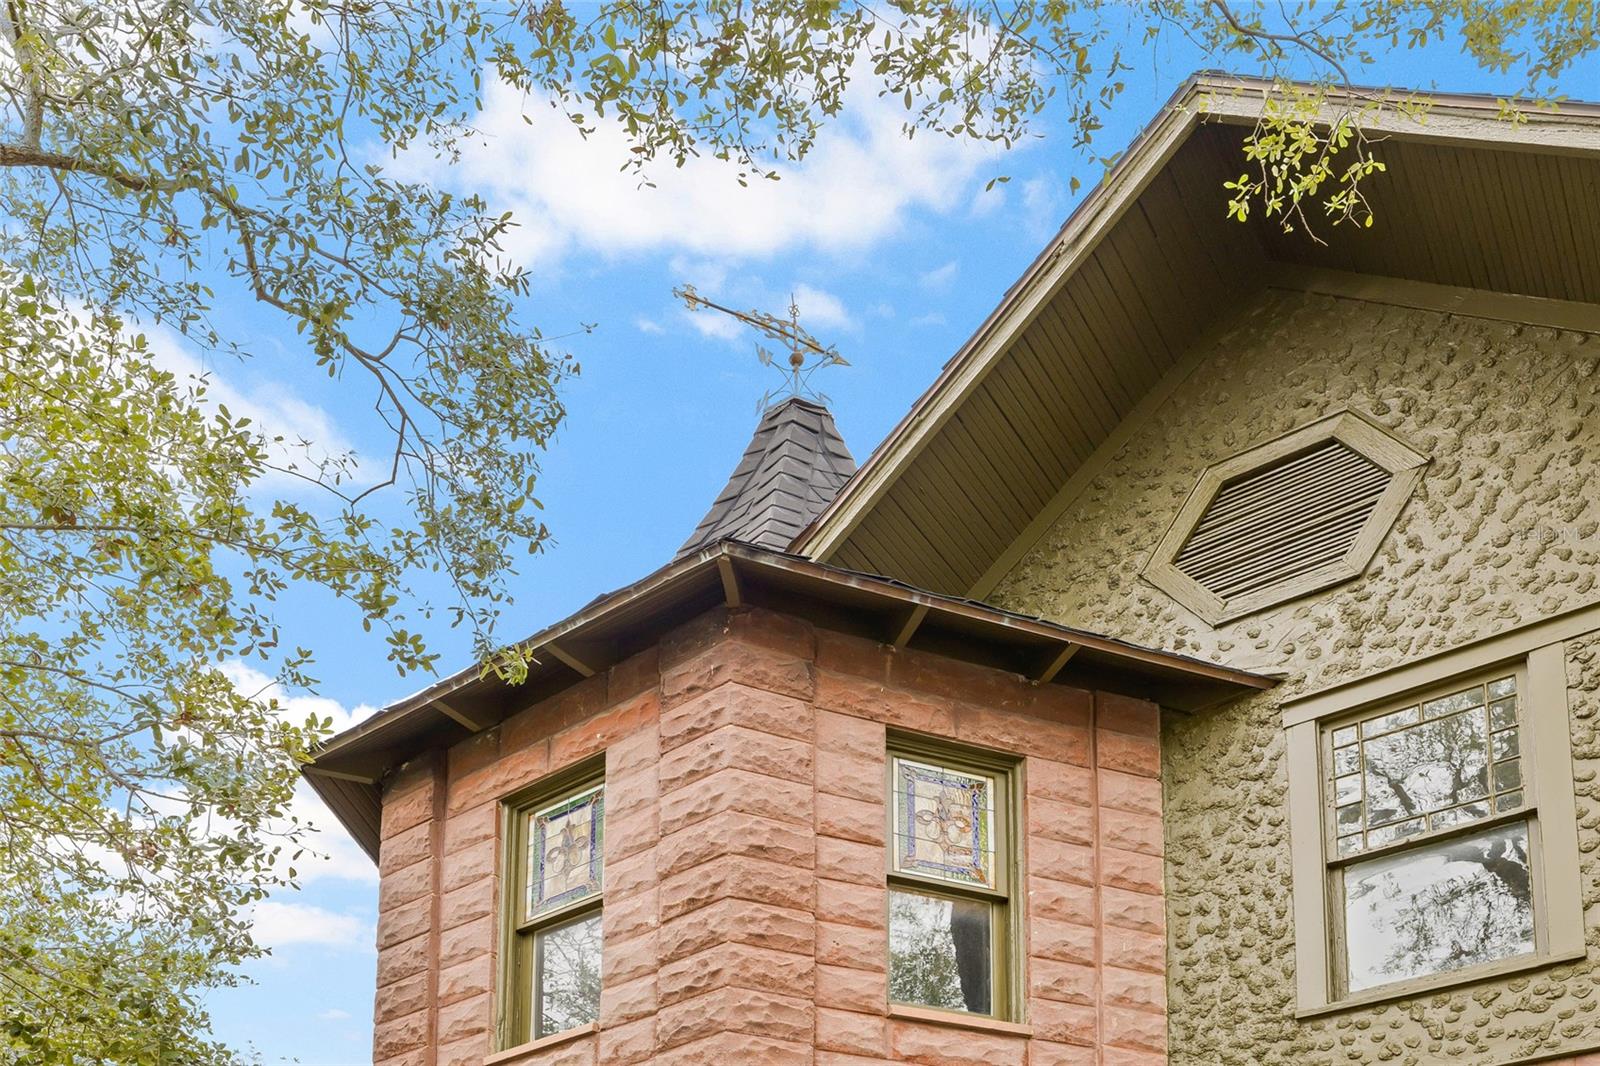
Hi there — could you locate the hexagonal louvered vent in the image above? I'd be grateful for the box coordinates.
[1144,411,1428,625]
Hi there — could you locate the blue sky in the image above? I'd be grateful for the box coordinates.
[187,21,1590,1063]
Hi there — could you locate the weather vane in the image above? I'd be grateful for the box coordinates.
[674,284,849,411]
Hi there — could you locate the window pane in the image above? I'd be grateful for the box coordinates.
[891,758,997,888]
[1343,821,1533,993]
[1363,711,1488,827]
[535,912,602,1038]
[888,889,992,1015]
[528,786,604,919]
[1331,677,1524,854]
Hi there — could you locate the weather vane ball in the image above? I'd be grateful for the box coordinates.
[674,284,849,411]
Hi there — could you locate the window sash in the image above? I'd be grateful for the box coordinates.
[1317,666,1541,998]
[1318,665,1534,862]
[1286,639,1583,1016]
[884,737,1019,1021]
[499,762,606,1049]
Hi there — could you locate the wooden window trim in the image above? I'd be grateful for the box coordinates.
[1142,409,1428,626]
[1285,631,1585,1017]
[884,733,1025,1024]
[495,756,606,1051]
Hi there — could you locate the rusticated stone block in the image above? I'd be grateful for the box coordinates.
[657,941,814,1007]
[657,725,813,791]
[657,854,813,920]
[661,640,814,707]
[654,985,813,1049]
[660,681,813,750]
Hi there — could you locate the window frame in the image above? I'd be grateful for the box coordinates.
[883,733,1024,1023]
[496,757,606,1050]
[1142,409,1428,626]
[1284,627,1585,1017]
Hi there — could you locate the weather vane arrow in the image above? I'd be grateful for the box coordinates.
[674,284,849,410]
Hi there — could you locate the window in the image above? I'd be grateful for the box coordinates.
[499,766,604,1047]
[885,740,1019,1020]
[1144,410,1427,625]
[1284,623,1586,1015]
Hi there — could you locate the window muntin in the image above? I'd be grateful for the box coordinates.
[502,770,604,1047]
[1323,671,1538,996]
[885,746,1016,1021]
[1329,675,1523,857]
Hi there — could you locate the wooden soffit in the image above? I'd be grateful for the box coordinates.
[792,73,1600,599]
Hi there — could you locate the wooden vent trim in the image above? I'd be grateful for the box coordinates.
[1144,411,1428,626]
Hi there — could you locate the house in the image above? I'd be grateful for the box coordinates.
[306,73,1600,1066]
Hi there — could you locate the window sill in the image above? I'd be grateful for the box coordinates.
[484,1023,597,1065]
[1295,946,1588,1019]
[888,1003,1032,1038]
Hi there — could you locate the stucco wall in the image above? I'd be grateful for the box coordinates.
[370,604,1168,1066]
[989,288,1600,1065]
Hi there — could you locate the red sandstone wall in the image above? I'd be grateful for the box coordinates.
[371,606,1166,1066]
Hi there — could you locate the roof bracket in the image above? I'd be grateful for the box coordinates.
[717,556,742,608]
[302,765,379,786]
[890,603,930,650]
[1032,643,1081,685]
[433,698,488,733]
[545,640,597,678]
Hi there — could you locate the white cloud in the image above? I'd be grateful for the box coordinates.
[1021,175,1067,238]
[910,312,947,328]
[634,317,665,334]
[250,901,370,950]
[317,1008,353,1022]
[918,260,959,290]
[680,308,742,342]
[790,284,854,333]
[398,75,1006,270]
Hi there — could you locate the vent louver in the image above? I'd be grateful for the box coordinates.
[1143,411,1428,625]
[1173,441,1389,600]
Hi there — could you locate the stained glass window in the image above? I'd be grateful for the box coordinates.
[891,757,997,889]
[886,746,1013,1020]
[503,772,605,1048]
[526,785,604,920]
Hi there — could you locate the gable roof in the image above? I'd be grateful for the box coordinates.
[305,540,1273,861]
[677,396,855,557]
[790,72,1600,599]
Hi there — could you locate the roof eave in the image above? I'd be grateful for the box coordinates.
[791,73,1600,564]
[306,540,1274,862]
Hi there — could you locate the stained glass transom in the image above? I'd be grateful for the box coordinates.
[527,786,603,919]
[892,758,996,888]
[1329,676,1522,857]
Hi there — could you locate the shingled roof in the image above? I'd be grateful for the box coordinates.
[677,396,856,557]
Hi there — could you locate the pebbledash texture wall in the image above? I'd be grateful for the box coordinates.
[990,287,1600,1065]
[371,605,1170,1066]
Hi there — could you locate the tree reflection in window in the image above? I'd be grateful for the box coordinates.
[535,911,602,1038]
[887,890,991,1014]
[1331,677,1522,857]
[1329,675,1535,993]
[1344,823,1533,991]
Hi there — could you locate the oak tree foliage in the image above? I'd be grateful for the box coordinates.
[0,0,1591,1060]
